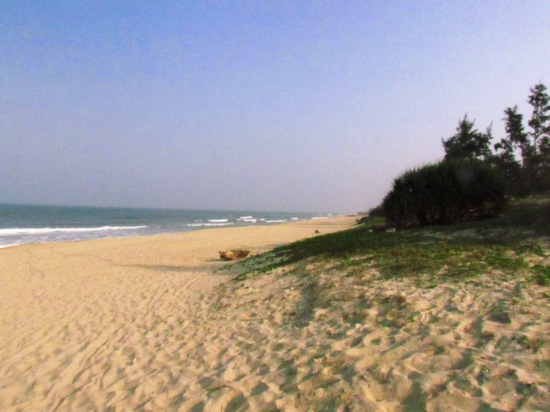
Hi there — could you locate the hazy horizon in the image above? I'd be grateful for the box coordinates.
[1,2,549,213]
[0,200,329,215]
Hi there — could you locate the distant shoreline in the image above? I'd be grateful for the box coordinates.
[0,217,343,250]
[0,203,337,249]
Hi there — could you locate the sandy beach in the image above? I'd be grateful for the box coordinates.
[1,216,548,411]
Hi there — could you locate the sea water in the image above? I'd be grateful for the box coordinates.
[0,204,327,249]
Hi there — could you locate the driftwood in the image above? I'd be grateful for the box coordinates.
[219,249,250,261]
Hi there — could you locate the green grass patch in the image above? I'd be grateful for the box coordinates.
[533,265,550,286]
[235,197,549,282]
[270,228,530,279]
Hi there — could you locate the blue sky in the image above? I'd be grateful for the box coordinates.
[1,1,549,213]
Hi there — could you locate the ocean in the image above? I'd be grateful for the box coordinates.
[0,204,328,249]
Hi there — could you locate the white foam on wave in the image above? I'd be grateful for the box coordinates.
[186,222,234,228]
[238,216,257,223]
[265,219,287,223]
[0,243,22,249]
[208,219,229,223]
[0,226,147,236]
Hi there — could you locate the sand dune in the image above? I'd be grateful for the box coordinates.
[1,216,548,411]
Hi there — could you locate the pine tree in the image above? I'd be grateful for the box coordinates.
[501,106,529,166]
[443,115,492,161]
[528,83,550,156]
[527,82,550,191]
[492,106,527,194]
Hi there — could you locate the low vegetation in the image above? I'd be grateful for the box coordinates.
[234,197,549,285]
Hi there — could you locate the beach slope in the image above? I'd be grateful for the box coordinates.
[0,215,548,411]
[0,217,353,411]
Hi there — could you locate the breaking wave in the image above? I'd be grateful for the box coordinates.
[186,222,234,228]
[0,226,147,236]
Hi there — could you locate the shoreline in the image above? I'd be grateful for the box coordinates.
[0,214,342,251]
[0,216,356,411]
[1,215,548,411]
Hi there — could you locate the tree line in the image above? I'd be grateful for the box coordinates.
[443,82,550,195]
[381,82,549,228]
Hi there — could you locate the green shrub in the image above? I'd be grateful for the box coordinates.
[368,205,385,217]
[382,159,506,228]
[356,205,385,225]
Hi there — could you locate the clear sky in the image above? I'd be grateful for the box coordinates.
[1,1,549,213]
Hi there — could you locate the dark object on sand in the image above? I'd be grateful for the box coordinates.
[219,249,250,261]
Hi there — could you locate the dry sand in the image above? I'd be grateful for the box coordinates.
[1,217,548,411]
